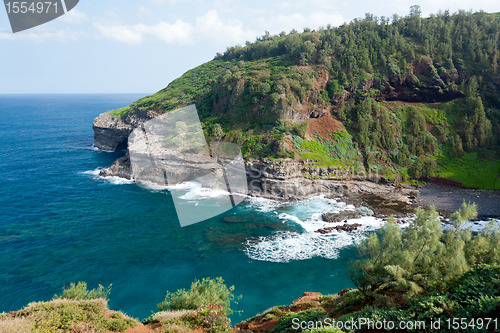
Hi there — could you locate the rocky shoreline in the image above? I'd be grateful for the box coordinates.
[95,147,500,221]
[92,110,499,220]
[414,184,500,219]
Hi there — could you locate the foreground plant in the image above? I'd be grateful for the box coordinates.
[157,277,239,315]
[349,202,500,298]
[53,281,112,301]
[7,298,136,333]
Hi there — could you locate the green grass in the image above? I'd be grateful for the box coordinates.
[301,153,344,168]
[434,152,500,189]
[109,106,130,118]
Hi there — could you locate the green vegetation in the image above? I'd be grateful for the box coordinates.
[144,305,230,333]
[107,312,137,332]
[110,6,500,188]
[338,203,500,331]
[53,281,112,301]
[349,203,500,296]
[17,300,111,333]
[157,277,239,315]
[1,278,237,333]
[6,299,136,333]
[271,308,327,332]
[109,106,130,118]
[143,277,238,332]
[433,152,500,189]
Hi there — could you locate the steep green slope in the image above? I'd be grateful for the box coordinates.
[112,8,500,189]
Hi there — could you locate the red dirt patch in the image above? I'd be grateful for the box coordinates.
[306,113,344,140]
[292,292,322,305]
[236,318,278,333]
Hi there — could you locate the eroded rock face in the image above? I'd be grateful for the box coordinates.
[245,158,382,200]
[92,112,149,151]
[97,154,419,203]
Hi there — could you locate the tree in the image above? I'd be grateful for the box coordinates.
[348,204,487,298]
[409,5,421,18]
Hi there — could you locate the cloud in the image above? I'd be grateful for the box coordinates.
[94,23,145,45]
[94,10,255,45]
[195,10,255,44]
[146,20,194,44]
[60,9,88,24]
[138,6,153,17]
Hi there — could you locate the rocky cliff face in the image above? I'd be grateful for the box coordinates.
[93,112,149,151]
[96,148,414,203]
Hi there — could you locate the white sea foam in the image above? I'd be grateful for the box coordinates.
[245,196,285,213]
[80,168,135,185]
[243,193,499,263]
[442,219,500,233]
[244,228,372,263]
[244,195,388,262]
[88,146,116,153]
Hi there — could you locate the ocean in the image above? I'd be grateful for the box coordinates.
[0,94,390,322]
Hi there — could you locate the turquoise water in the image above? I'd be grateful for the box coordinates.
[0,94,377,322]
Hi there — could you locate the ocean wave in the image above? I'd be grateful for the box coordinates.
[245,196,285,213]
[243,195,388,262]
[244,229,371,263]
[242,194,417,263]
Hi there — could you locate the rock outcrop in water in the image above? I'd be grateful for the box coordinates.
[315,223,363,234]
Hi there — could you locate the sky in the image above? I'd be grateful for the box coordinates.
[1,0,499,94]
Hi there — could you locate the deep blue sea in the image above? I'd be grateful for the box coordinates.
[0,94,383,322]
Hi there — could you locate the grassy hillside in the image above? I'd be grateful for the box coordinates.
[112,8,500,189]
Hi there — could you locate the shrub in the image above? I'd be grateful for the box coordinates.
[17,299,109,333]
[336,265,500,331]
[143,310,195,324]
[271,309,327,333]
[182,304,231,333]
[276,149,295,159]
[161,318,193,333]
[106,312,136,331]
[53,282,112,301]
[292,121,309,139]
[349,204,480,297]
[157,277,239,315]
